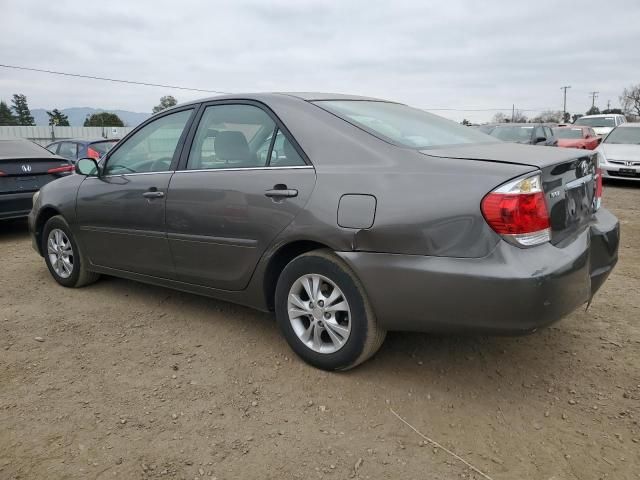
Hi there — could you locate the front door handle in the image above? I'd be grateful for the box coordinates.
[265,188,298,198]
[143,191,165,199]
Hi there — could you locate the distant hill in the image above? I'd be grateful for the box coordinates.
[32,107,150,127]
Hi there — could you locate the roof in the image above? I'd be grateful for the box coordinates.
[579,114,625,118]
[0,139,60,160]
[174,92,397,109]
[48,138,119,144]
[492,123,540,127]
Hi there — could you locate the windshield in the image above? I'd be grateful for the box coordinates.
[313,100,494,148]
[603,127,640,144]
[574,117,616,127]
[90,140,118,155]
[489,126,533,142]
[553,128,583,139]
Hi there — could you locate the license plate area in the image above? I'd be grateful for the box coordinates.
[15,176,39,191]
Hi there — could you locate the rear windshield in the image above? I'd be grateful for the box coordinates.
[553,128,583,139]
[90,140,118,155]
[603,127,640,144]
[489,126,533,142]
[313,100,494,149]
[574,117,615,127]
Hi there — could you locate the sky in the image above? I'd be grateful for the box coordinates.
[1,0,639,124]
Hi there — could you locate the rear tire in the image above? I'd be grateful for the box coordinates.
[42,215,100,288]
[275,249,385,370]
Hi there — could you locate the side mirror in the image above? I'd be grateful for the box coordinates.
[76,158,100,176]
[536,136,547,143]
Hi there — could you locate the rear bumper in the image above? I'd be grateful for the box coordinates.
[0,191,35,220]
[338,208,619,334]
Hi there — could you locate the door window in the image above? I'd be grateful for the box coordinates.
[544,127,553,138]
[535,127,546,141]
[186,104,277,170]
[104,109,192,175]
[58,142,78,159]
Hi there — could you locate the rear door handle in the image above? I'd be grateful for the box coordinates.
[143,191,165,199]
[265,189,298,198]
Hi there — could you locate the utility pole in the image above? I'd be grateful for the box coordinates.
[589,91,599,108]
[561,85,571,121]
[511,104,515,123]
[607,99,611,111]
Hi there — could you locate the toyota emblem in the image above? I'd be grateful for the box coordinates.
[21,164,32,173]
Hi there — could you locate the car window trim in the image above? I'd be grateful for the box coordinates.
[101,105,197,174]
[173,165,314,174]
[176,99,312,171]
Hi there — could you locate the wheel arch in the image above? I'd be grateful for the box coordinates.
[34,206,62,256]
[263,240,332,311]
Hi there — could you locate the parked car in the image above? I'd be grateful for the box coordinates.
[597,123,640,181]
[0,139,73,220]
[553,126,601,150]
[29,93,619,370]
[573,114,626,137]
[488,123,558,146]
[46,138,119,163]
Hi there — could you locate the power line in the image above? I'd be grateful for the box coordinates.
[0,63,230,94]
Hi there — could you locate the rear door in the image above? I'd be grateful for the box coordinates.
[166,102,316,290]
[76,107,195,278]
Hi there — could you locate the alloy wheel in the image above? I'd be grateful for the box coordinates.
[47,228,74,279]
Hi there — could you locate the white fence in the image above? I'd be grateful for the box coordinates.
[0,126,135,146]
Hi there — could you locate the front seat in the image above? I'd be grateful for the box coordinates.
[215,131,256,167]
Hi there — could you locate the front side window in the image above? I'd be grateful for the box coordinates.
[104,109,192,175]
[314,100,494,149]
[187,104,277,170]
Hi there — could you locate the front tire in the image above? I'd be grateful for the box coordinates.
[42,215,100,288]
[275,249,386,370]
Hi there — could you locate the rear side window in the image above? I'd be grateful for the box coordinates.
[314,100,494,149]
[46,144,58,154]
[186,104,277,170]
[58,142,78,159]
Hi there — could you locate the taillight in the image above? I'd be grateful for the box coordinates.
[87,147,100,159]
[481,173,551,247]
[47,165,75,174]
[594,154,603,210]
[0,170,6,176]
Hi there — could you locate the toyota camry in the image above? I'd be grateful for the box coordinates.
[28,93,619,370]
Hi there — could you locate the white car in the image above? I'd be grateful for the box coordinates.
[574,114,626,137]
[597,123,640,181]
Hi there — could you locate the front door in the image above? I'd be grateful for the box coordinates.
[166,103,316,290]
[76,108,195,278]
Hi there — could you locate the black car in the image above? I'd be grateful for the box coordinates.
[489,123,558,146]
[0,139,74,220]
[46,138,119,163]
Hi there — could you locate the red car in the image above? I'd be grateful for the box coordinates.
[553,126,601,150]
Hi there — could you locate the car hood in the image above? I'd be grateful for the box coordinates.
[599,143,640,160]
[420,142,588,169]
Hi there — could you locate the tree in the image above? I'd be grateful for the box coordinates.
[492,112,509,123]
[0,101,17,125]
[531,110,563,123]
[562,112,571,123]
[83,112,124,127]
[46,109,70,126]
[152,95,178,114]
[620,84,640,117]
[602,108,624,115]
[572,113,583,123]
[11,94,35,126]
[461,118,471,126]
[586,106,600,116]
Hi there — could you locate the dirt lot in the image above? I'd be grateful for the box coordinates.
[1,182,639,480]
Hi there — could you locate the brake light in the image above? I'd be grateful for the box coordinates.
[481,173,551,247]
[594,154,603,210]
[0,170,6,176]
[87,147,100,159]
[47,165,75,174]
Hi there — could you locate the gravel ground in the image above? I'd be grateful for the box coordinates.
[1,182,639,480]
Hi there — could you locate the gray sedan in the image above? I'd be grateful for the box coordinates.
[28,93,619,370]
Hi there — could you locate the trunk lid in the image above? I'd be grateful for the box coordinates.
[421,143,599,245]
[0,156,72,194]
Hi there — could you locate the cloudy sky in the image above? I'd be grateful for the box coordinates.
[1,0,639,123]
